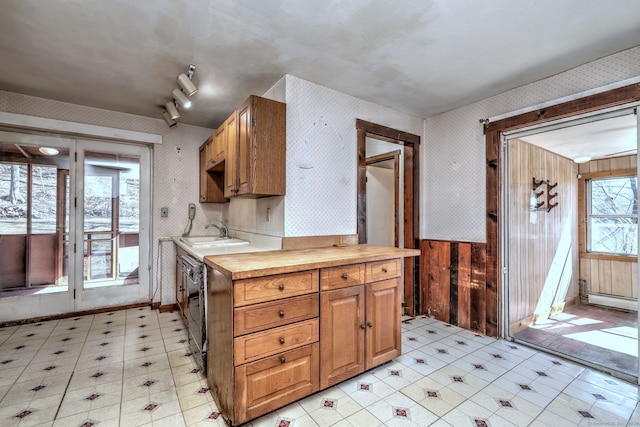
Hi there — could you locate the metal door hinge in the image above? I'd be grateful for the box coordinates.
[252,118,256,127]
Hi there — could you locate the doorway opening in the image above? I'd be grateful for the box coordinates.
[504,110,638,381]
[366,148,401,247]
[356,119,420,316]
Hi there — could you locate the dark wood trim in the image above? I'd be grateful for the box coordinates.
[485,83,640,133]
[485,82,640,338]
[356,119,421,145]
[356,120,420,316]
[0,302,150,327]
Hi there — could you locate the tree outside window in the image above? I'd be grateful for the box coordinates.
[587,175,638,256]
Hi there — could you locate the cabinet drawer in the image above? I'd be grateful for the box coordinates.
[320,264,365,291]
[235,343,319,424]
[234,270,319,307]
[366,259,401,283]
[234,293,319,337]
[234,319,319,365]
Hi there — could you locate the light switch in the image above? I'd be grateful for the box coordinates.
[161,207,168,217]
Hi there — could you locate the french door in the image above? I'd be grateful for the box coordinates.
[0,132,151,321]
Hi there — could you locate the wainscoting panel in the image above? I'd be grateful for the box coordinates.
[421,240,488,334]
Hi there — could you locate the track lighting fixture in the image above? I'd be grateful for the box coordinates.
[177,64,198,96]
[172,88,191,109]
[161,64,198,127]
[162,110,177,127]
[165,101,180,120]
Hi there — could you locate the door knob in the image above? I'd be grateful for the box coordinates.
[279,310,285,317]
[382,267,388,273]
[280,357,286,363]
[278,284,285,290]
[367,322,373,328]
[279,337,285,344]
[342,273,348,280]
[360,324,366,330]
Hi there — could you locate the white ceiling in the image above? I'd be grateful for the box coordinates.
[520,113,638,162]
[1,0,640,129]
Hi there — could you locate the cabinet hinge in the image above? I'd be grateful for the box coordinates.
[74,197,77,208]
[74,152,77,162]
[73,289,76,299]
[74,243,76,253]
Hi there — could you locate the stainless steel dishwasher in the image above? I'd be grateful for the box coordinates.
[181,254,206,372]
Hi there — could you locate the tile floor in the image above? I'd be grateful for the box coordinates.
[0,307,639,427]
[513,304,638,379]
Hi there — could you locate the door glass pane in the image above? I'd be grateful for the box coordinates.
[0,142,69,295]
[83,151,140,288]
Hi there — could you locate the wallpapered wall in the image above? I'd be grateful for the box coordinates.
[423,45,640,243]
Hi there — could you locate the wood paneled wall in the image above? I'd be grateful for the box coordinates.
[421,240,487,333]
[578,155,638,300]
[507,139,579,330]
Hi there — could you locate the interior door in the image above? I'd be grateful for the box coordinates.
[74,139,151,311]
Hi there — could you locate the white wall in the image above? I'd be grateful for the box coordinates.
[0,90,216,306]
[423,45,640,243]
[283,75,423,236]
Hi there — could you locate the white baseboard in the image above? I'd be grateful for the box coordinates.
[588,293,637,311]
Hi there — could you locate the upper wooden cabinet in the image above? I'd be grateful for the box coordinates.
[226,95,286,198]
[200,95,285,202]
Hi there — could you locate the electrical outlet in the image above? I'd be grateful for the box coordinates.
[160,207,168,217]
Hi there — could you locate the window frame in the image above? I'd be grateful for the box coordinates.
[579,168,638,262]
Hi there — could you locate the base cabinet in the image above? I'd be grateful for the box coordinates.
[206,253,407,426]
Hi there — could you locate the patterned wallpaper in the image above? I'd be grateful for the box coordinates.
[423,45,640,243]
[283,74,424,236]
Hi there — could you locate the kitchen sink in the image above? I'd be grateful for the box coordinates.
[180,236,249,248]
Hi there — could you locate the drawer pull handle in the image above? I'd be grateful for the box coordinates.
[382,267,388,273]
[279,310,285,317]
[360,324,366,330]
[367,322,373,328]
[280,357,286,363]
[342,273,348,280]
[278,284,285,291]
[279,337,285,344]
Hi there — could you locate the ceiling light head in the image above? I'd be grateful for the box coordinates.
[165,101,180,120]
[162,110,177,127]
[573,156,592,164]
[39,147,59,156]
[172,88,191,109]
[177,72,198,96]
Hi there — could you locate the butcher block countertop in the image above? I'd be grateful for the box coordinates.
[204,244,420,280]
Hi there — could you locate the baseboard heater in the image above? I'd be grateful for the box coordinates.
[588,293,637,312]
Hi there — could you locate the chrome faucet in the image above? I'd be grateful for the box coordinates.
[205,221,229,238]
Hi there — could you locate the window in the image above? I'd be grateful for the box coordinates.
[587,175,638,256]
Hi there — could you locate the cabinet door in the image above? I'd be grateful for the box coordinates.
[365,278,401,368]
[175,255,187,325]
[320,285,365,389]
[224,112,238,198]
[205,133,217,170]
[213,124,226,164]
[236,98,252,196]
[198,144,208,203]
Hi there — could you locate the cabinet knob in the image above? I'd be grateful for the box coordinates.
[280,357,286,363]
[341,273,348,280]
[278,284,285,291]
[382,267,388,273]
[367,322,373,328]
[279,310,285,317]
[279,337,285,344]
[360,324,366,330]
